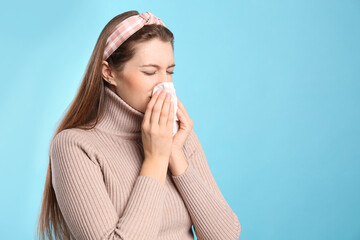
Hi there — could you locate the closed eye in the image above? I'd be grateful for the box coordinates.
[143,72,174,76]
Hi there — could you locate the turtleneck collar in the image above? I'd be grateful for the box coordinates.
[95,86,145,139]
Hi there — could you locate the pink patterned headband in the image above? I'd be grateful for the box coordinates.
[103,12,166,61]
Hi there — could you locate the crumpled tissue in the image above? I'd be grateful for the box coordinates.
[151,82,179,136]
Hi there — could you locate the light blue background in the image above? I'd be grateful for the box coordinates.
[0,0,359,239]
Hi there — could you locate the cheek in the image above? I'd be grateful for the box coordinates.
[127,75,152,97]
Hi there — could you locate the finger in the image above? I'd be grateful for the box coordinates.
[167,95,175,127]
[150,90,167,125]
[143,89,162,125]
[176,96,190,120]
[177,107,185,121]
[176,96,185,112]
[177,107,191,129]
[159,92,171,126]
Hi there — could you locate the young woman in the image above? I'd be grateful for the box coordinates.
[37,10,241,240]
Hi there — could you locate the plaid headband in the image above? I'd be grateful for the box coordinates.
[103,12,166,60]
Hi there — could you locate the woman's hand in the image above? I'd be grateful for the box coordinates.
[172,96,193,152]
[168,96,193,176]
[141,90,175,165]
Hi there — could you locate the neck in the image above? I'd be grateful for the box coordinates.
[95,86,145,139]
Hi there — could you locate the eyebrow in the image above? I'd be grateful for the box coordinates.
[139,64,175,68]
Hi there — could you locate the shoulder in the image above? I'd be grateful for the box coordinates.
[50,128,87,150]
[50,128,98,163]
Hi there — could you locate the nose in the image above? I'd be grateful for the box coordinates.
[150,72,173,97]
[156,71,173,85]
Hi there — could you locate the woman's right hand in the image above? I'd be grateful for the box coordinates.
[141,89,175,165]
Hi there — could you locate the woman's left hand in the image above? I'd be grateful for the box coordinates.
[172,96,193,152]
[168,96,193,176]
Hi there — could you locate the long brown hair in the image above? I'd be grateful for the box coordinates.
[36,10,174,240]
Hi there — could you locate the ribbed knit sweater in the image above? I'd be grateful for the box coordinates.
[50,85,241,240]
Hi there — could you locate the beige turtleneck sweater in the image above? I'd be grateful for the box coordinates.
[50,85,241,240]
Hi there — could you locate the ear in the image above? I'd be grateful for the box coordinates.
[101,60,116,85]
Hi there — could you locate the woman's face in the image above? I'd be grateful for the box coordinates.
[101,38,175,113]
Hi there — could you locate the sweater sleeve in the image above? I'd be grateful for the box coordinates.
[50,129,167,240]
[171,128,241,240]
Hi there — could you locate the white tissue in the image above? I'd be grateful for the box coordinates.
[151,82,179,136]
